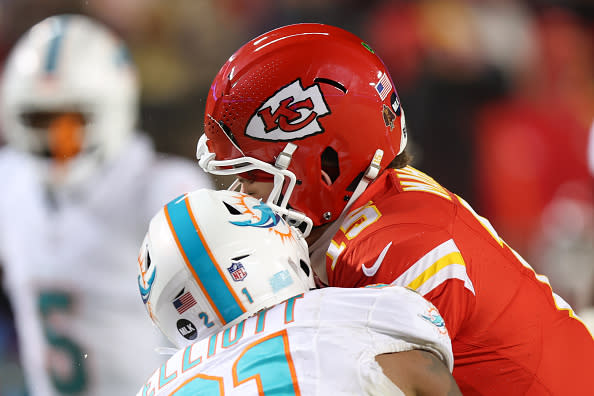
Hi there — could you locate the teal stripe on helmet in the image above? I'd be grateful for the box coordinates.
[44,15,70,73]
[114,43,132,66]
[166,196,244,324]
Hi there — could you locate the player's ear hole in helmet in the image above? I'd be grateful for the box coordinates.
[321,147,339,186]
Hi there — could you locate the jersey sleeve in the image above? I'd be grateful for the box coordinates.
[329,226,475,339]
[365,285,454,371]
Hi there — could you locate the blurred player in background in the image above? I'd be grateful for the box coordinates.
[197,23,594,395]
[135,188,460,395]
[531,119,594,334]
[0,14,212,396]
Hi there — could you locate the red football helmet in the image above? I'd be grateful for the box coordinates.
[197,23,407,231]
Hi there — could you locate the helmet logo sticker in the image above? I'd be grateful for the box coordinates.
[269,269,294,293]
[228,262,248,282]
[390,92,402,116]
[375,72,392,101]
[382,104,396,130]
[176,319,198,341]
[391,92,407,147]
[361,41,375,53]
[138,268,156,304]
[227,194,295,242]
[138,248,156,304]
[246,79,330,141]
[173,289,197,314]
[230,201,281,228]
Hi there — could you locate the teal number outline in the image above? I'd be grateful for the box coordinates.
[169,330,299,395]
[38,290,88,394]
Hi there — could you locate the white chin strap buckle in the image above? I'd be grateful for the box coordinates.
[275,143,297,170]
[364,149,383,181]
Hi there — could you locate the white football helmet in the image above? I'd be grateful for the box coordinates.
[0,14,138,189]
[137,188,314,348]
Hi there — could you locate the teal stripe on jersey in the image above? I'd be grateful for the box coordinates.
[166,197,244,324]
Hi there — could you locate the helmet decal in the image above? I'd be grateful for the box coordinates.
[361,41,375,53]
[229,202,281,228]
[391,91,408,151]
[227,261,248,282]
[227,194,295,242]
[382,104,396,130]
[172,289,197,314]
[176,319,198,341]
[269,269,294,293]
[375,72,392,101]
[138,268,156,304]
[246,79,330,141]
[138,248,156,304]
[390,92,402,117]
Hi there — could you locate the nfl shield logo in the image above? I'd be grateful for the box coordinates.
[228,262,247,281]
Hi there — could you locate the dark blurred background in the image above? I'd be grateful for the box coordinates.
[0,1,592,394]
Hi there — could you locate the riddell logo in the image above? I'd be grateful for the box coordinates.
[246,79,330,141]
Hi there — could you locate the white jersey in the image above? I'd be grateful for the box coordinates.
[0,134,213,396]
[137,285,453,396]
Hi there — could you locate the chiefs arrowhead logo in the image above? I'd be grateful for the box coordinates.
[246,79,330,141]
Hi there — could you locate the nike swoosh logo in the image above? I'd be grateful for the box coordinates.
[361,241,393,277]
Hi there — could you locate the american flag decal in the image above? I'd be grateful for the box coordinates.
[375,73,392,101]
[173,291,197,314]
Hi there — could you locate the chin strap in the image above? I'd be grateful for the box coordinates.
[269,142,314,237]
[309,149,384,285]
[154,346,178,356]
[349,149,383,206]
[275,142,297,169]
[271,142,298,210]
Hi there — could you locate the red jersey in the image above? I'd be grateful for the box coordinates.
[322,166,594,396]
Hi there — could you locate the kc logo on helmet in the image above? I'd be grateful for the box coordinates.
[246,79,330,141]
